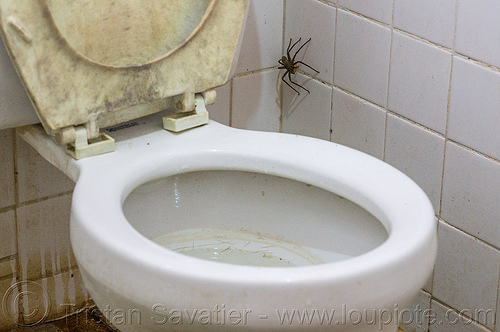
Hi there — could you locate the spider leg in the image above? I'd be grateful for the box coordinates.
[288,71,310,94]
[287,37,302,59]
[282,71,300,95]
[294,61,320,73]
[292,37,311,61]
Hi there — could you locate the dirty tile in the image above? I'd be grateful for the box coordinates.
[16,135,75,203]
[0,129,15,209]
[281,73,332,140]
[331,88,386,159]
[0,39,39,130]
[0,276,19,329]
[35,268,90,325]
[0,257,17,279]
[0,209,16,259]
[12,268,89,326]
[16,194,76,280]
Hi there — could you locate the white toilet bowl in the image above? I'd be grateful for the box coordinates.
[19,112,436,332]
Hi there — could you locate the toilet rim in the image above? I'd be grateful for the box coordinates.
[71,122,437,284]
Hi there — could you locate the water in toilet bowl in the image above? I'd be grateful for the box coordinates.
[152,228,351,267]
[124,170,388,269]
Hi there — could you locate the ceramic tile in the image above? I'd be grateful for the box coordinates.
[232,70,281,132]
[441,142,500,248]
[0,209,16,259]
[399,291,431,332]
[331,88,386,159]
[0,276,19,329]
[455,0,500,68]
[207,82,231,126]
[235,0,284,74]
[335,10,391,107]
[0,257,16,279]
[448,57,500,161]
[284,0,335,84]
[338,0,393,24]
[497,291,500,332]
[20,268,90,326]
[16,194,76,280]
[393,0,457,48]
[16,135,75,203]
[0,39,39,130]
[432,221,499,329]
[0,129,15,209]
[388,33,452,134]
[429,300,491,332]
[281,73,332,140]
[384,114,445,213]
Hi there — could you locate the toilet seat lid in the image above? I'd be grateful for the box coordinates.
[0,0,247,139]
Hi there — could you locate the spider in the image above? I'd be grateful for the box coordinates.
[278,37,319,95]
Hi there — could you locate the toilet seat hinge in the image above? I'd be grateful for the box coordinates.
[65,125,115,160]
[163,90,216,132]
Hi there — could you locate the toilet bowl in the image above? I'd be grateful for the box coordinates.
[1,1,437,331]
[18,114,436,332]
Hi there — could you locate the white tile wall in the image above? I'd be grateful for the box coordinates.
[388,32,451,134]
[399,290,431,332]
[282,73,332,140]
[384,114,445,212]
[433,221,499,329]
[393,0,457,48]
[235,0,284,74]
[455,0,500,68]
[448,57,500,161]
[338,0,393,24]
[16,194,75,280]
[232,70,281,131]
[331,88,386,159]
[429,300,491,332]
[441,142,500,248]
[207,82,231,126]
[0,277,18,329]
[334,9,391,107]
[0,129,15,209]
[284,0,336,84]
[16,136,75,203]
[0,210,16,259]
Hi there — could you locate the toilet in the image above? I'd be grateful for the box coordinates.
[0,1,436,331]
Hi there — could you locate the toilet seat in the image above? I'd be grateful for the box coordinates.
[0,0,247,147]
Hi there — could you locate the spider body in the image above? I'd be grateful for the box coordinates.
[278,38,319,95]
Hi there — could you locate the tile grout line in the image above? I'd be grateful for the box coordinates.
[382,0,397,162]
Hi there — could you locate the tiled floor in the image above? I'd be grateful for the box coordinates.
[11,310,405,332]
[10,307,116,332]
